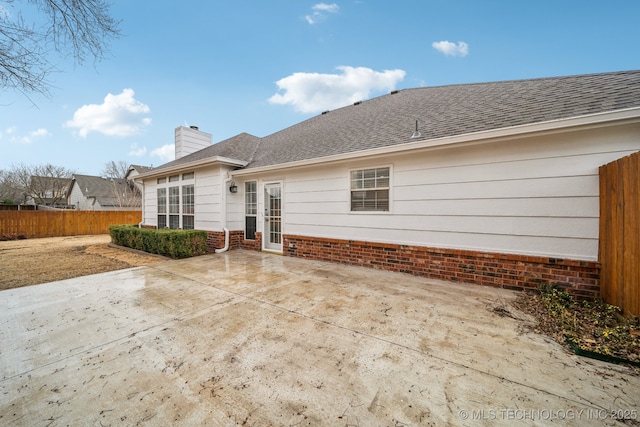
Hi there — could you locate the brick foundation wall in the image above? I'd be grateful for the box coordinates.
[205,230,262,253]
[283,235,600,299]
[205,231,225,253]
[239,232,262,251]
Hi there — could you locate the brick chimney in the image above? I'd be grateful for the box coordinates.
[175,125,212,159]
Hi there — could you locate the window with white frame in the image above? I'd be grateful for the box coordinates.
[350,167,390,212]
[156,172,195,229]
[157,188,167,228]
[182,184,194,229]
[245,181,257,240]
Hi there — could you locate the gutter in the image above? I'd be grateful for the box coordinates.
[135,156,248,180]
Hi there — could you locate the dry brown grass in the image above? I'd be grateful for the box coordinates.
[0,235,166,291]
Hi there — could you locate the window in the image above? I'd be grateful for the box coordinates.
[157,188,167,228]
[182,184,194,229]
[168,187,180,229]
[350,167,390,212]
[182,215,194,230]
[156,172,196,229]
[245,181,257,240]
[169,187,180,214]
[169,215,180,229]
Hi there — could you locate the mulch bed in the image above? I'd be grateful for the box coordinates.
[511,285,640,369]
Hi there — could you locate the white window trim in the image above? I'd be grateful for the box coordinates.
[261,179,285,252]
[348,164,393,214]
[156,172,196,229]
[244,181,258,240]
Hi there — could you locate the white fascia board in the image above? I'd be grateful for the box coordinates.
[134,156,248,181]
[231,107,640,177]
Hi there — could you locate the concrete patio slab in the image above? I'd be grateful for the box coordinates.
[1,250,638,426]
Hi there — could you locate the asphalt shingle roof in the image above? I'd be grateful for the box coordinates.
[151,70,640,173]
[249,70,640,169]
[150,133,261,174]
[129,165,153,174]
[72,174,137,207]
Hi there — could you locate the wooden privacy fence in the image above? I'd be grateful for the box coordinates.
[599,151,640,317]
[0,210,142,238]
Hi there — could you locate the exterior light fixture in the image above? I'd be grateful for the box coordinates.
[229,182,238,193]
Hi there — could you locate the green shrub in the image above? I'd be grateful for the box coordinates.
[109,225,207,259]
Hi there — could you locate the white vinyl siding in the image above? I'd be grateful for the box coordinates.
[193,166,223,230]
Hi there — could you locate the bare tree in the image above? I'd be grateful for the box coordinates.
[101,160,129,179]
[0,168,22,203]
[8,162,74,206]
[112,179,141,209]
[1,0,120,97]
[102,161,141,209]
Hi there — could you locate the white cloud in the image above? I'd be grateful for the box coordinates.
[128,143,147,157]
[150,144,174,162]
[268,66,406,113]
[314,3,339,12]
[21,128,49,143]
[305,3,339,24]
[30,128,49,138]
[65,88,152,138]
[1,127,49,144]
[0,127,11,141]
[432,40,469,57]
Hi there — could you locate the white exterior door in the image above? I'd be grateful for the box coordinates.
[264,182,282,252]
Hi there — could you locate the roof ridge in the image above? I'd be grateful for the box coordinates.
[407,69,640,91]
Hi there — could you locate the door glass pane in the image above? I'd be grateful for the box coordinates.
[265,184,282,249]
[270,218,281,244]
[245,216,256,240]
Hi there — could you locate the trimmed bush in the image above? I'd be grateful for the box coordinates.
[109,225,207,259]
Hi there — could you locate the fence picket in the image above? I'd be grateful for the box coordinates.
[599,151,640,317]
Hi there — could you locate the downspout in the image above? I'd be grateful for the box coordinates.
[215,173,232,253]
[215,227,230,253]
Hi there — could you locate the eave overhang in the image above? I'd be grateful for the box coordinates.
[134,156,248,181]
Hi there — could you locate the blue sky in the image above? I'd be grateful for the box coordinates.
[1,1,639,175]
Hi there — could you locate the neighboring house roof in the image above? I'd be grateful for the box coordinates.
[28,176,72,205]
[30,176,72,192]
[125,164,154,180]
[141,70,640,177]
[128,165,154,175]
[71,174,138,207]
